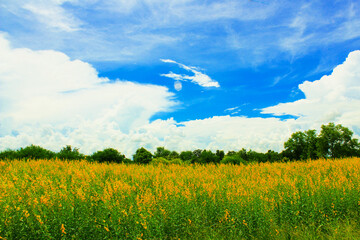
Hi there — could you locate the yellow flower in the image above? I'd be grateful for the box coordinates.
[61,224,66,235]
[23,210,30,218]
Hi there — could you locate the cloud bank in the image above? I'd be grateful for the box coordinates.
[0,35,359,157]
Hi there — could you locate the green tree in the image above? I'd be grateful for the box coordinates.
[180,151,193,162]
[17,145,56,160]
[283,129,318,160]
[199,150,219,164]
[154,147,171,159]
[91,148,126,163]
[317,123,360,158]
[265,150,281,163]
[57,145,84,160]
[0,149,19,160]
[191,149,202,163]
[216,150,225,161]
[168,151,180,159]
[133,147,153,164]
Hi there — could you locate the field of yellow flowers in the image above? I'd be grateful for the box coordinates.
[0,158,360,239]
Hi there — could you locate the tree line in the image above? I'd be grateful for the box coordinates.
[0,123,359,164]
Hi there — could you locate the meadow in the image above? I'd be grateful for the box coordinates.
[0,158,360,239]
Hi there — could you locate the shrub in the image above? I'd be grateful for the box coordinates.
[151,157,170,165]
[0,149,19,160]
[17,145,56,160]
[221,155,246,165]
[169,158,183,165]
[151,157,183,165]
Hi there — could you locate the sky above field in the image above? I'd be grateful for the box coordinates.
[1,0,360,156]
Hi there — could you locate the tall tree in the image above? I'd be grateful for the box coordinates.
[57,145,84,160]
[133,147,153,164]
[317,123,360,158]
[154,147,171,159]
[283,129,317,160]
[91,148,126,163]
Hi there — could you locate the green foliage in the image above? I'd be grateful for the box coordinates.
[1,158,360,239]
[199,150,220,164]
[168,150,179,159]
[57,145,84,160]
[220,154,246,165]
[179,151,193,162]
[133,147,153,164]
[151,157,183,165]
[151,157,169,165]
[216,150,225,161]
[17,145,56,160]
[154,147,171,159]
[265,150,282,163]
[0,149,19,160]
[0,122,358,164]
[284,130,317,160]
[317,123,360,158]
[283,123,360,160]
[154,147,180,160]
[91,148,126,163]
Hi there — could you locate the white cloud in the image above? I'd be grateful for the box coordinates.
[22,1,82,32]
[280,2,360,56]
[0,0,279,64]
[160,59,220,88]
[224,106,241,115]
[0,35,177,155]
[1,34,359,157]
[262,50,360,131]
[225,106,239,112]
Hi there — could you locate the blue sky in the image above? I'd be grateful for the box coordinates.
[1,0,360,156]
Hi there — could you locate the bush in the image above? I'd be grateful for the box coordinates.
[0,149,19,160]
[91,148,126,163]
[17,145,56,160]
[151,157,170,165]
[133,147,153,164]
[169,158,183,165]
[151,157,183,165]
[221,155,246,165]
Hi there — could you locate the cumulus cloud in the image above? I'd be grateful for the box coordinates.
[160,59,220,88]
[1,34,359,157]
[0,35,177,154]
[262,50,360,131]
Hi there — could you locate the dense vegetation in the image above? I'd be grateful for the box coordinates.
[1,157,360,239]
[1,123,359,164]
